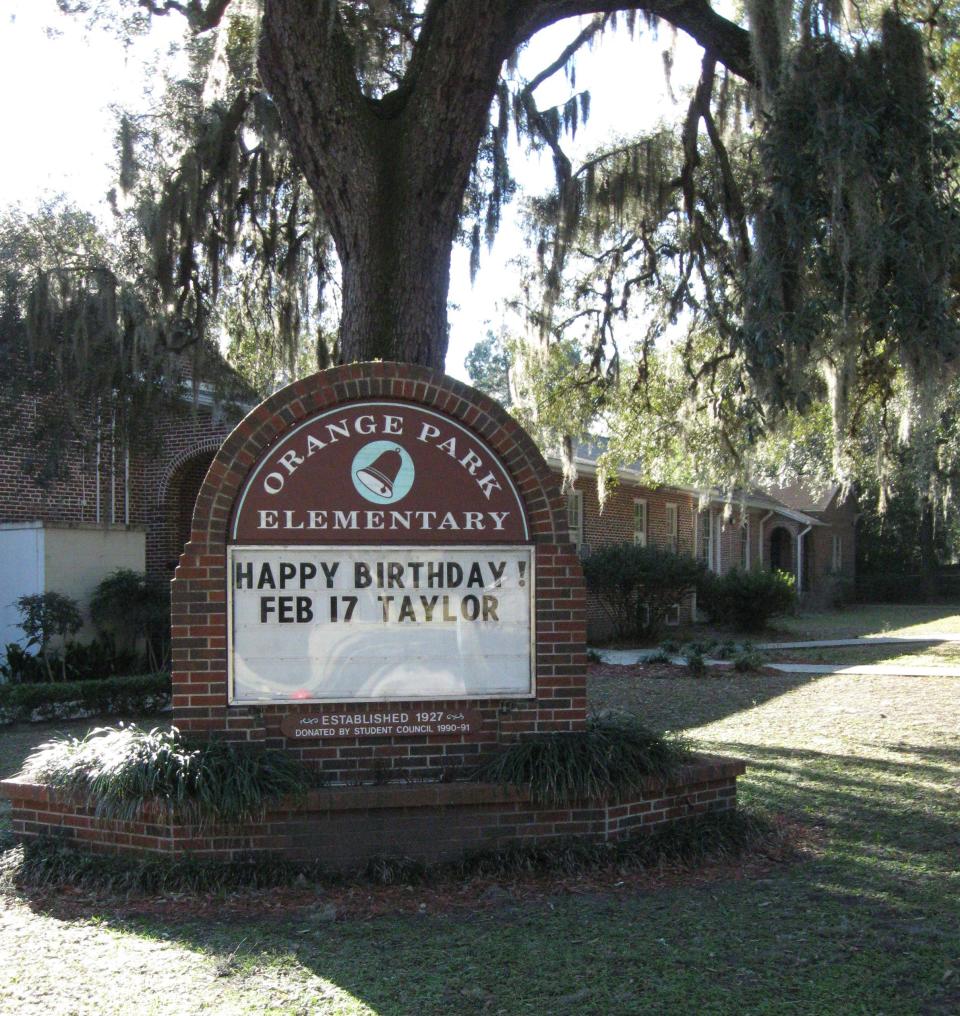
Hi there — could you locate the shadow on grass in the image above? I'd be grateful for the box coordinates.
[591,671,827,733]
[2,736,957,1014]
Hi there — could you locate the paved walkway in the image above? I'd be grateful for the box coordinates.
[593,634,960,677]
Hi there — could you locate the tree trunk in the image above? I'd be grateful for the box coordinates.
[919,493,938,600]
[257,0,754,370]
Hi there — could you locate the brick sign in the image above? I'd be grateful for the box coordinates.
[228,400,534,705]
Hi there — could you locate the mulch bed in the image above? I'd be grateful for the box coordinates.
[8,815,812,924]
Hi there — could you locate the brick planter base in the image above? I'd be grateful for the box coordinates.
[0,755,744,872]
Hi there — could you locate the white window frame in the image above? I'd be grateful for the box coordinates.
[567,489,583,547]
[741,517,750,570]
[633,498,648,547]
[832,533,842,571]
[665,503,679,553]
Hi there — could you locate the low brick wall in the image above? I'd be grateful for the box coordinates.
[0,755,744,871]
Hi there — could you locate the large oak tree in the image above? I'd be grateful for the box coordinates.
[73,0,755,370]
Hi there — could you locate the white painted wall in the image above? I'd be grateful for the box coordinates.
[0,523,146,666]
[0,523,45,661]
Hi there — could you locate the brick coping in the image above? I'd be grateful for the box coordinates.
[0,755,745,813]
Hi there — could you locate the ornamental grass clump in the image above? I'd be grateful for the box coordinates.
[18,724,313,826]
[477,714,690,806]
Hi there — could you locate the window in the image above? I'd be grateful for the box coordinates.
[665,503,679,552]
[698,510,715,570]
[832,534,842,571]
[567,490,583,547]
[740,518,750,569]
[633,499,647,546]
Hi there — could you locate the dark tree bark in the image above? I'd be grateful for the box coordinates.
[918,492,939,600]
[258,0,753,369]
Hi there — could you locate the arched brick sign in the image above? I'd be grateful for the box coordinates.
[170,362,587,782]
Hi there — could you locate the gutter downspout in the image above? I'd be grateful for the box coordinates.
[797,524,813,597]
[758,511,774,567]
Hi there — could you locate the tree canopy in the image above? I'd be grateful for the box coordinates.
[8,0,960,515]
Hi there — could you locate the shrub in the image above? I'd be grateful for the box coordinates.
[17,724,315,826]
[13,592,83,682]
[1,636,143,685]
[733,651,767,673]
[90,569,170,671]
[698,568,796,632]
[684,652,708,677]
[582,543,705,640]
[586,648,602,663]
[2,810,786,894]
[476,713,690,805]
[0,673,170,725]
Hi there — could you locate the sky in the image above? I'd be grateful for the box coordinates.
[0,1,705,382]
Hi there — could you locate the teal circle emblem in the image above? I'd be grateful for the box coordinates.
[351,441,415,505]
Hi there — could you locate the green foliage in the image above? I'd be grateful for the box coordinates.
[2,809,777,894]
[733,650,768,673]
[18,724,314,826]
[0,202,235,483]
[684,652,708,677]
[464,330,512,406]
[581,542,705,640]
[14,592,82,682]
[90,569,170,671]
[0,636,142,686]
[0,839,322,896]
[476,713,690,806]
[0,673,170,725]
[15,592,82,651]
[698,568,797,632]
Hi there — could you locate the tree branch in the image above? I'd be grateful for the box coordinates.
[514,1,755,83]
[136,0,232,32]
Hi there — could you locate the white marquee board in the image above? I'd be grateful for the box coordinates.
[228,545,534,704]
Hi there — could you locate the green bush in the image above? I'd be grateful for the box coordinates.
[582,543,705,640]
[684,651,708,677]
[17,724,315,826]
[0,636,142,685]
[12,592,83,682]
[476,713,690,805]
[0,673,170,725]
[698,568,796,632]
[733,650,767,672]
[90,569,170,671]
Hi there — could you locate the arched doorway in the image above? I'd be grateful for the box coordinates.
[161,448,218,573]
[769,526,793,573]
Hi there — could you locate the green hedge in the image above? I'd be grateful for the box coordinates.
[0,673,171,725]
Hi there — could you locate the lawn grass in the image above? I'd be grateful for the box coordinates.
[1,658,958,1014]
[770,602,960,640]
[765,640,960,667]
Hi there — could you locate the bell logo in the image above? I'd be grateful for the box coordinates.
[351,441,415,505]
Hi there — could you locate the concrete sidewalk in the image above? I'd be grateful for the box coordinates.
[593,634,960,677]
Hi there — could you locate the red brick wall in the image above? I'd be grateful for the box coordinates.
[0,387,242,580]
[563,473,701,638]
[171,362,587,785]
[2,755,744,870]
